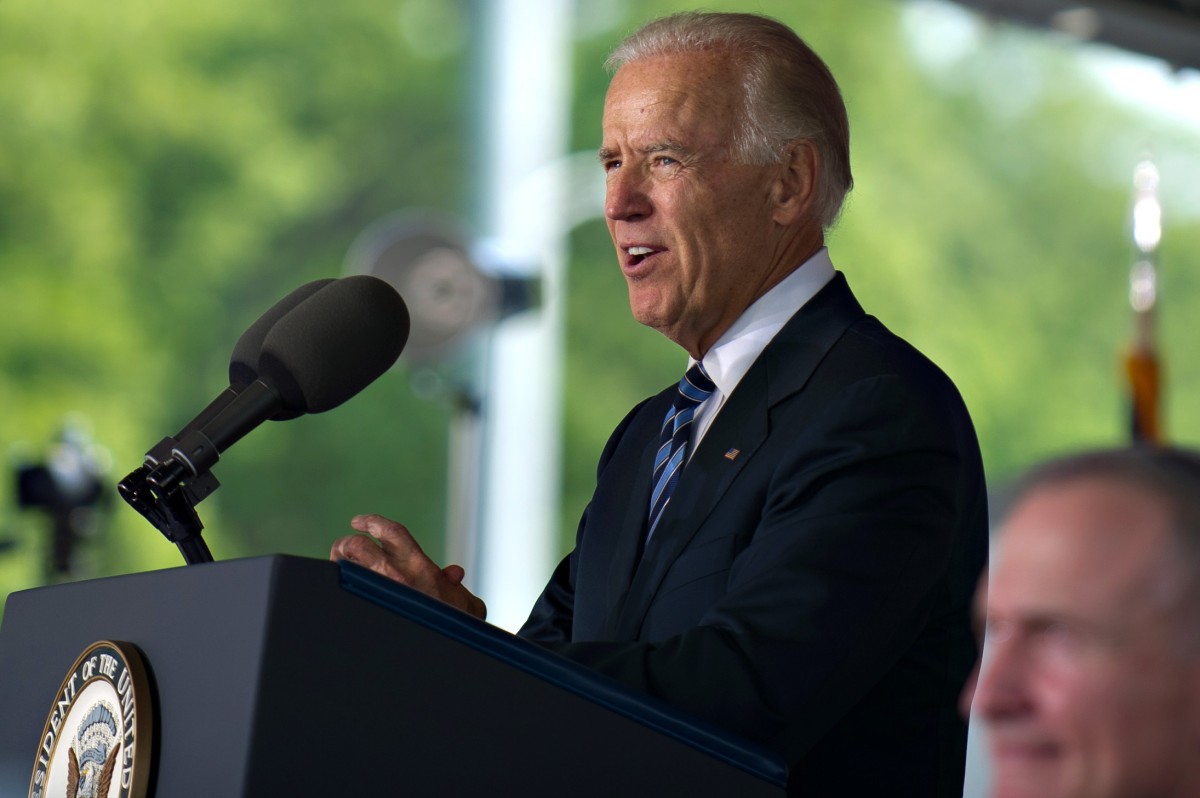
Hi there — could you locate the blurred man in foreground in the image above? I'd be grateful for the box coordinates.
[334,12,987,794]
[971,447,1200,798]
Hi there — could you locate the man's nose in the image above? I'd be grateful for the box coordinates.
[973,636,1033,721]
[605,169,652,222]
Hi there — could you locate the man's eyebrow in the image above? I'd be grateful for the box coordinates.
[597,141,691,163]
[645,140,685,152]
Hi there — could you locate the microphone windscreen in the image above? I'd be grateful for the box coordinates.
[229,278,337,388]
[258,275,410,414]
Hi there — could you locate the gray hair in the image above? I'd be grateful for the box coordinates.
[606,11,854,229]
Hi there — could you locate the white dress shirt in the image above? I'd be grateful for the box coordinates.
[689,248,836,450]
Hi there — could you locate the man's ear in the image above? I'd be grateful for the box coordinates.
[771,139,819,226]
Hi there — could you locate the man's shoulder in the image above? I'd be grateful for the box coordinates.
[843,312,950,376]
[762,276,964,408]
[828,312,969,410]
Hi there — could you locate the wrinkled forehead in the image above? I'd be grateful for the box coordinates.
[603,51,743,128]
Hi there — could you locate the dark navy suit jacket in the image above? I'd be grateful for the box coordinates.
[519,273,988,796]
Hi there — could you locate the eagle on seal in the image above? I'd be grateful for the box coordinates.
[66,741,120,798]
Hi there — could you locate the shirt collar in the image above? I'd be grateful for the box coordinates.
[690,247,836,400]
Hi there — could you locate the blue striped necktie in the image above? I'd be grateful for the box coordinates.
[647,362,715,541]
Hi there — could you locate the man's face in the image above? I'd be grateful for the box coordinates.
[975,478,1200,798]
[600,51,792,357]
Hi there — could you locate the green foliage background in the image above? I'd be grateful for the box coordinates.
[1,0,1197,604]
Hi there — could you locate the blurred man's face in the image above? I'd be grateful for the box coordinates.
[974,478,1200,798]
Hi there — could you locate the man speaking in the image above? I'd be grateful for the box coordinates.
[332,12,987,795]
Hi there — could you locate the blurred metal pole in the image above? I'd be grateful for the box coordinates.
[1124,157,1163,444]
[467,0,571,630]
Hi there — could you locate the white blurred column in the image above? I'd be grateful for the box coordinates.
[472,0,572,631]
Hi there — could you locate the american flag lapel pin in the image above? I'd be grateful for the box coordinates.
[724,448,740,461]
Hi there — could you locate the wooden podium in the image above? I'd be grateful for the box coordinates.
[0,556,787,796]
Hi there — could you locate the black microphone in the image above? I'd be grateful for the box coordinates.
[142,278,337,467]
[146,275,410,492]
[228,278,337,390]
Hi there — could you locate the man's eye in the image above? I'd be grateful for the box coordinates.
[603,160,621,172]
[983,619,1013,643]
[1030,621,1101,664]
[1037,622,1084,647]
[654,156,678,167]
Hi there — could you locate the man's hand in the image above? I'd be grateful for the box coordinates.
[330,514,486,620]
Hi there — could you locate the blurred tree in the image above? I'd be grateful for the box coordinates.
[0,0,1197,603]
[0,0,473,596]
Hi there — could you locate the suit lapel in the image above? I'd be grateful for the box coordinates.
[599,425,662,638]
[613,273,865,640]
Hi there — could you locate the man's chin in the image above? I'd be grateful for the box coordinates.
[989,738,1077,798]
[992,758,1076,798]
[626,295,671,334]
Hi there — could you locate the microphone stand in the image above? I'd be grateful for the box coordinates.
[118,455,217,565]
